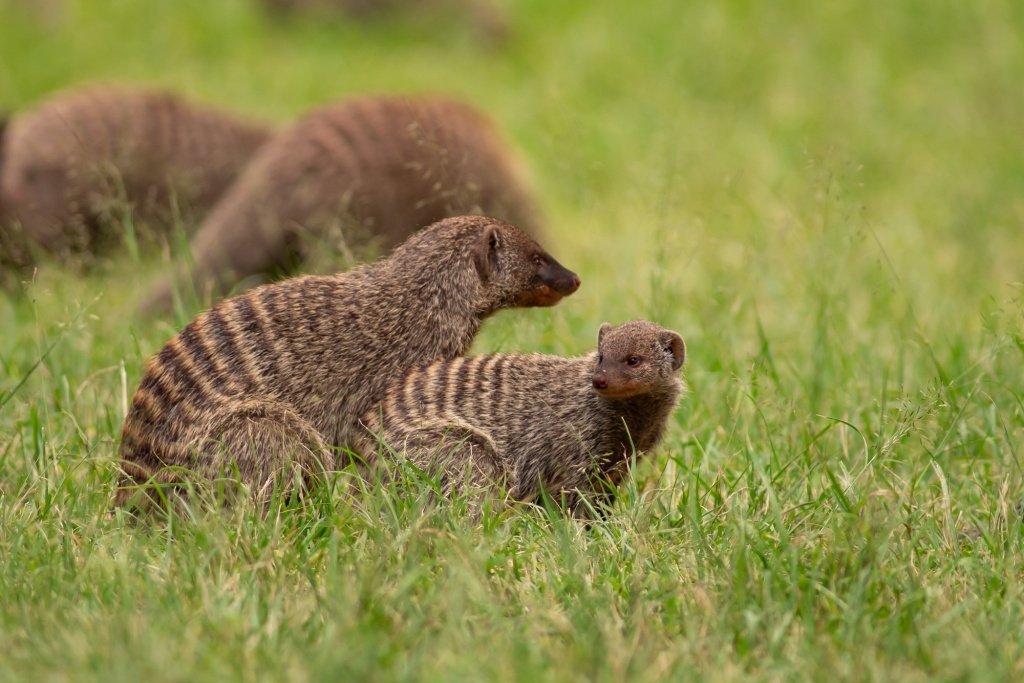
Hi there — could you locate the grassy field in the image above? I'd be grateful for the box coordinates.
[2,0,1024,680]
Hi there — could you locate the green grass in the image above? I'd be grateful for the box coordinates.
[2,0,1024,680]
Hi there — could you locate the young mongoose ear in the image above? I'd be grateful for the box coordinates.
[598,322,613,345]
[661,330,686,371]
[474,225,500,282]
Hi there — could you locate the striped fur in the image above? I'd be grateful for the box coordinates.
[0,84,271,269]
[141,94,544,313]
[358,321,686,517]
[114,215,579,512]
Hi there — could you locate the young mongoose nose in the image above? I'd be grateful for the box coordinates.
[592,375,608,390]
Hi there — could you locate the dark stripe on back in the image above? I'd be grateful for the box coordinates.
[260,287,299,373]
[453,355,474,412]
[313,111,362,167]
[233,293,281,381]
[489,356,510,418]
[349,99,403,172]
[136,362,177,416]
[431,361,452,417]
[393,373,414,424]
[205,306,258,393]
[156,340,211,405]
[410,368,428,413]
[177,322,230,395]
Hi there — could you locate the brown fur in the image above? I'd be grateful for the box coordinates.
[0,115,31,288]
[114,216,579,512]
[141,94,544,313]
[0,84,271,270]
[358,321,686,518]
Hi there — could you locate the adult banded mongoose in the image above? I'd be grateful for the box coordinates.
[114,215,580,511]
[358,320,686,517]
[141,94,544,314]
[0,84,271,273]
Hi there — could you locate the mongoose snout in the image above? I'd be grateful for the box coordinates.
[510,253,580,307]
[478,223,580,308]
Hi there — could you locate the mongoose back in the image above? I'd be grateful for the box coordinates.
[141,94,544,313]
[359,320,686,517]
[0,84,271,270]
[115,215,580,510]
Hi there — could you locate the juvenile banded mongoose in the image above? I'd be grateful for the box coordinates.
[0,84,271,272]
[358,320,686,517]
[141,95,544,314]
[114,215,580,511]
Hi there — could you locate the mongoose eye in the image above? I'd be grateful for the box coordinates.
[627,356,640,366]
[532,253,544,267]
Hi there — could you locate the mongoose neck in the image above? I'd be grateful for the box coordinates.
[598,382,682,452]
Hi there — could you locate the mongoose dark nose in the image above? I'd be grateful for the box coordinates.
[554,270,580,295]
[540,259,580,295]
[592,376,608,390]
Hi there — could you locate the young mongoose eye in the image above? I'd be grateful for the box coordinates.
[532,253,544,266]
[627,356,640,366]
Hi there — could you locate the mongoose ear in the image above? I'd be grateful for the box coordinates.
[598,322,613,345]
[474,226,500,282]
[661,331,686,371]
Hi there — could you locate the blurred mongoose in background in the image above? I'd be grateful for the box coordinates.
[141,94,545,313]
[358,320,686,517]
[0,84,271,274]
[115,216,580,512]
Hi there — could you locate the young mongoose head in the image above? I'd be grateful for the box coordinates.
[394,215,580,315]
[591,321,686,400]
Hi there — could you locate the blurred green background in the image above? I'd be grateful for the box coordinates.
[1,0,1023,680]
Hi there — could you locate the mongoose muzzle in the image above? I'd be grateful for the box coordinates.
[518,253,580,307]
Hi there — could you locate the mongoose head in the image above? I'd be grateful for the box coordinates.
[591,321,686,400]
[474,218,580,309]
[397,215,580,313]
